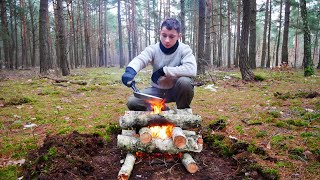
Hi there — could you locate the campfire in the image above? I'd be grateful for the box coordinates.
[117,100,203,179]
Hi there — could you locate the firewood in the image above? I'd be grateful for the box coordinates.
[172,127,187,149]
[117,133,203,154]
[118,153,136,180]
[182,153,199,174]
[121,130,136,136]
[139,127,152,144]
[119,109,202,129]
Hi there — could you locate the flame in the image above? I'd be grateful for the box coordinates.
[150,125,174,139]
[147,99,166,114]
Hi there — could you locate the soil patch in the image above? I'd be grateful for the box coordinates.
[23,131,241,179]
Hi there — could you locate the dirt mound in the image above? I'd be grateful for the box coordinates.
[22,131,242,179]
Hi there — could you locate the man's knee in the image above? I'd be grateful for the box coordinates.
[127,96,147,111]
[176,77,193,90]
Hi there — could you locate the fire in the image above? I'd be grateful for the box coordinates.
[149,124,174,139]
[147,99,166,114]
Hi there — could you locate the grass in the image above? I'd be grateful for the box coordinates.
[0,67,319,179]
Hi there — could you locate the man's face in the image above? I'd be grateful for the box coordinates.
[160,27,181,48]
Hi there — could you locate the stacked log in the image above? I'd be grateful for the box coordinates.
[182,153,199,173]
[117,130,202,154]
[119,109,202,129]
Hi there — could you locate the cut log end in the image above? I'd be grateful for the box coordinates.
[140,133,152,144]
[186,163,199,174]
[174,135,187,149]
[118,175,129,180]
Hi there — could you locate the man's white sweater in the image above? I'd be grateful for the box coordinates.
[127,42,197,89]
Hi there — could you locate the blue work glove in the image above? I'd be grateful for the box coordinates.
[151,67,165,84]
[122,67,137,87]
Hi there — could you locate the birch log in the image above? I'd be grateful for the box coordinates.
[172,127,187,149]
[117,133,203,153]
[118,153,136,180]
[139,127,152,144]
[182,153,199,173]
[119,109,202,129]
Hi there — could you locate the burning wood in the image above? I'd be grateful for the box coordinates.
[119,109,202,129]
[172,127,187,149]
[117,130,202,154]
[117,153,136,180]
[182,153,199,174]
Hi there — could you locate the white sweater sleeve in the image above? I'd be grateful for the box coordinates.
[163,45,197,77]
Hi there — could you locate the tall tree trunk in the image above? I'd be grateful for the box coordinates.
[281,0,290,65]
[249,0,256,69]
[28,0,36,67]
[104,1,108,67]
[20,0,29,68]
[197,0,206,74]
[0,0,11,69]
[131,0,137,58]
[125,0,132,62]
[153,0,158,44]
[14,2,19,69]
[218,0,222,67]
[260,0,269,68]
[300,0,314,76]
[118,0,125,68]
[235,0,241,68]
[180,0,186,43]
[227,0,231,68]
[211,0,217,66]
[55,0,69,76]
[266,0,272,68]
[39,0,49,75]
[275,0,283,66]
[239,0,255,81]
[205,0,212,67]
[83,0,92,67]
[9,0,15,69]
[98,0,104,67]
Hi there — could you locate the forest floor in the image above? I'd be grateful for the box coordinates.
[0,67,319,179]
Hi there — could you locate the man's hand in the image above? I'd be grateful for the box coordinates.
[151,67,165,84]
[122,67,137,87]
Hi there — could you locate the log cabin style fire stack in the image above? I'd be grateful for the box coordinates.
[117,100,203,179]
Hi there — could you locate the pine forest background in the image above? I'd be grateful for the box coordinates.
[0,0,319,77]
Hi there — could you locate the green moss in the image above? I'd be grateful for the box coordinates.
[256,131,268,138]
[0,165,18,180]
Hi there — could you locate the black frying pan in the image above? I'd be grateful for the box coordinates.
[129,81,163,102]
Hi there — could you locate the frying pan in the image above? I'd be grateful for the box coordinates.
[129,81,163,102]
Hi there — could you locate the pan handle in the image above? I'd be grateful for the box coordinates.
[129,80,139,92]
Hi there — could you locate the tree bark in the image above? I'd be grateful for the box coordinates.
[205,0,212,67]
[119,109,202,129]
[275,0,283,66]
[227,0,231,68]
[39,0,49,75]
[239,0,255,81]
[249,0,256,69]
[281,0,290,65]
[234,0,241,68]
[261,0,269,68]
[56,0,70,76]
[27,0,36,67]
[300,0,314,76]
[83,0,92,67]
[266,0,272,68]
[117,132,203,153]
[0,0,11,69]
[197,0,206,74]
[118,153,136,180]
[180,0,186,43]
[218,0,223,67]
[182,153,199,173]
[20,0,28,68]
[118,0,125,68]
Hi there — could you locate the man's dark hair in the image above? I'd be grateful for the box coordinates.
[161,18,181,33]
